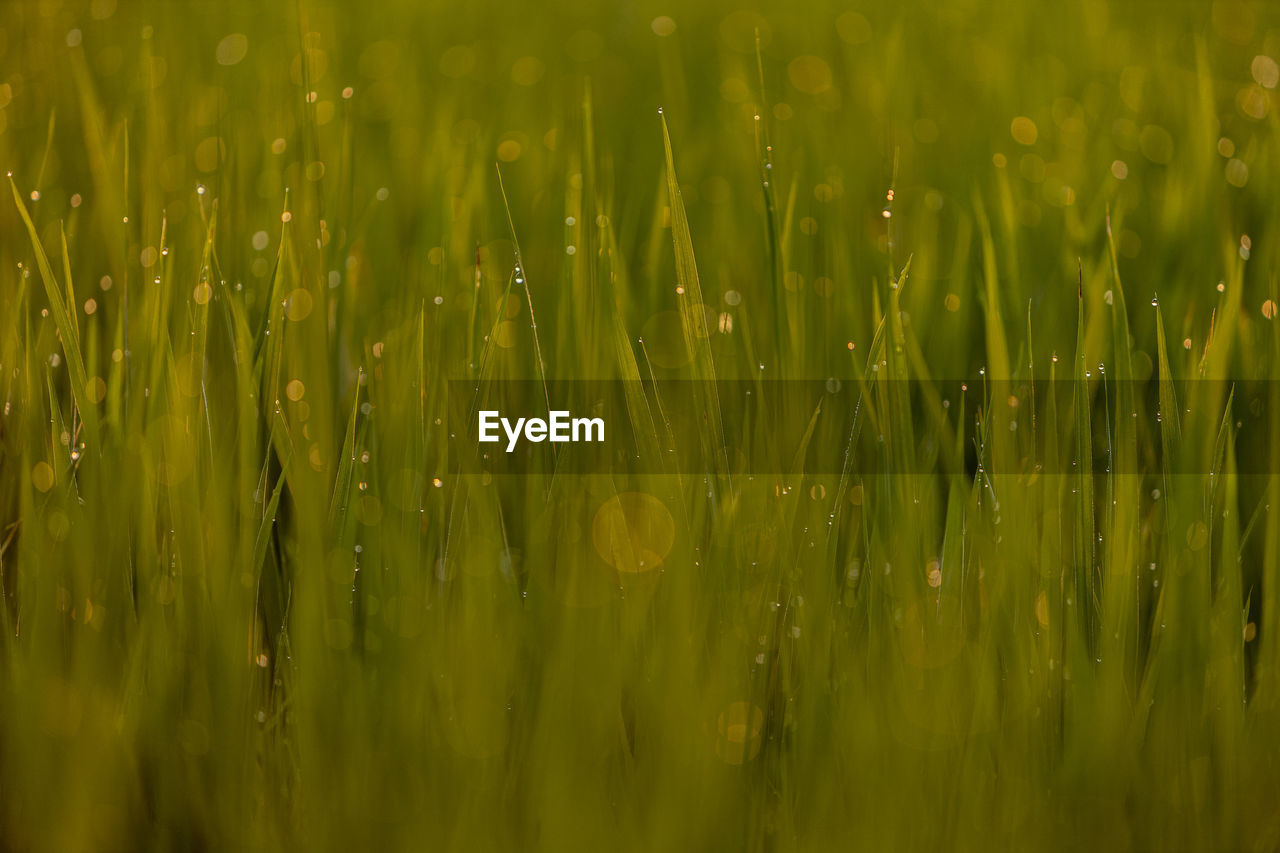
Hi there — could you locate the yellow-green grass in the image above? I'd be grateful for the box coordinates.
[1,1,1279,850]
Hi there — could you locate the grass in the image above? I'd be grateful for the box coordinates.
[2,0,1280,850]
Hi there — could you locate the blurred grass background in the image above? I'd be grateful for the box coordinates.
[3,0,1280,850]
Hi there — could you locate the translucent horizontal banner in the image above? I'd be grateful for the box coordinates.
[446,378,1276,476]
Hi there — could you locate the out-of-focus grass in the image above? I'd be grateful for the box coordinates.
[2,0,1280,850]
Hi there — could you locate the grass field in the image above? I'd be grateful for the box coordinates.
[3,0,1280,850]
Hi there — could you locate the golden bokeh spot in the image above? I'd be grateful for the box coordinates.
[1238,84,1269,120]
[215,33,248,66]
[286,379,306,402]
[285,288,313,321]
[194,136,225,173]
[85,598,106,630]
[849,483,864,505]
[290,48,328,85]
[31,461,55,493]
[1139,124,1174,164]
[927,560,942,588]
[720,77,750,103]
[715,702,764,764]
[495,320,518,349]
[1252,55,1279,89]
[439,44,476,78]
[944,293,961,312]
[86,376,107,404]
[690,303,717,339]
[1262,299,1277,320]
[651,16,676,36]
[1035,590,1050,627]
[1226,158,1249,187]
[511,56,545,86]
[836,11,872,45]
[914,117,939,143]
[497,139,523,162]
[592,492,675,573]
[788,55,832,95]
[1010,116,1038,145]
[193,282,212,304]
